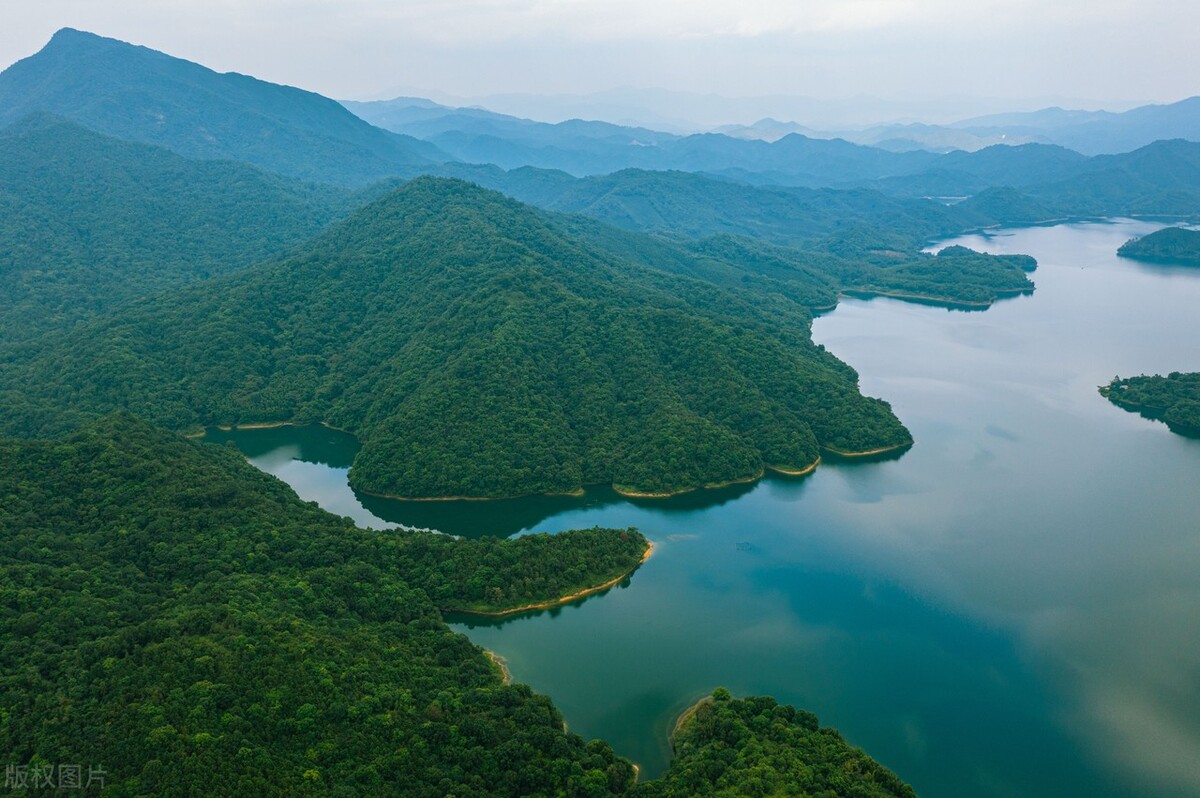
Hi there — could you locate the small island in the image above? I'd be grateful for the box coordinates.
[1100,372,1200,436]
[642,688,917,797]
[1117,227,1200,265]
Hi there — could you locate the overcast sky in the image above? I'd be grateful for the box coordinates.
[3,0,1198,120]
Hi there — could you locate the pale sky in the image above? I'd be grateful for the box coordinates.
[2,0,1198,120]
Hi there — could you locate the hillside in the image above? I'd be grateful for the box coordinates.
[0,177,915,499]
[1118,227,1200,264]
[0,115,348,341]
[0,29,447,184]
[0,412,650,796]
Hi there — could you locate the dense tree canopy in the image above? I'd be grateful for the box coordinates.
[634,690,916,798]
[0,116,350,341]
[1100,372,1200,435]
[0,414,647,796]
[0,178,917,499]
[1117,227,1200,265]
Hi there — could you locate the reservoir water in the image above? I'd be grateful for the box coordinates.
[207,219,1200,798]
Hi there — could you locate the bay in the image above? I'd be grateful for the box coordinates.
[208,219,1200,797]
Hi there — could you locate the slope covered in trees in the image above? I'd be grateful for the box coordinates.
[0,29,446,184]
[0,115,348,341]
[0,413,648,796]
[634,690,916,798]
[1100,372,1200,435]
[0,177,915,499]
[1117,227,1200,265]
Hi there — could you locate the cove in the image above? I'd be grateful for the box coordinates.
[208,219,1200,798]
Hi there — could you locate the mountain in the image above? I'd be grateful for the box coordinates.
[0,177,916,499]
[958,139,1200,222]
[417,164,988,246]
[0,28,448,184]
[955,97,1200,155]
[347,95,940,182]
[0,115,348,341]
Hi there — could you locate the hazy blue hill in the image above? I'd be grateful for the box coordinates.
[955,97,1200,156]
[865,143,1089,198]
[346,96,675,175]
[1118,227,1200,264]
[349,96,941,182]
[0,177,914,498]
[956,186,1058,224]
[459,167,987,246]
[0,114,348,341]
[1022,140,1200,217]
[0,28,448,184]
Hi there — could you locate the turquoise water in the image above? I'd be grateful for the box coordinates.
[209,219,1200,797]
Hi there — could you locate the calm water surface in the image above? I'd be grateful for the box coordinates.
[208,220,1200,798]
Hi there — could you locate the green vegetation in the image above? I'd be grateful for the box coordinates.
[1100,372,1200,435]
[0,413,647,796]
[1117,227,1200,265]
[1,415,918,796]
[0,116,348,341]
[634,690,916,798]
[0,177,914,499]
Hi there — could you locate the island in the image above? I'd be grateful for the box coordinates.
[1100,372,1200,435]
[1117,227,1200,265]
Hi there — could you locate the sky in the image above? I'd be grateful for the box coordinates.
[2,0,1198,125]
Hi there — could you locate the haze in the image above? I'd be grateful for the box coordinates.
[2,1,1197,125]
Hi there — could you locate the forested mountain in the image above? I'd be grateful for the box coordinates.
[1118,227,1200,264]
[0,29,447,184]
[956,139,1200,222]
[0,115,348,341]
[0,177,918,499]
[1101,372,1200,435]
[411,164,990,247]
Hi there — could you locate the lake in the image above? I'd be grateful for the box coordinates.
[206,219,1200,798]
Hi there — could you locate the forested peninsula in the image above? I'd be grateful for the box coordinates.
[1100,372,1200,435]
[640,690,916,798]
[1117,227,1200,265]
[0,414,912,796]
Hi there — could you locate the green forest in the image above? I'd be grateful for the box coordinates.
[0,414,645,796]
[1100,372,1200,435]
[634,690,916,798]
[0,116,349,341]
[1117,227,1200,265]
[0,177,922,499]
[1,415,914,796]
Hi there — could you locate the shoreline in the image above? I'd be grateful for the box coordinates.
[446,539,655,618]
[822,441,913,458]
[203,421,900,502]
[483,649,512,685]
[670,695,714,752]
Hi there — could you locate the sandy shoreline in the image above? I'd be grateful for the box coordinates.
[448,539,655,618]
